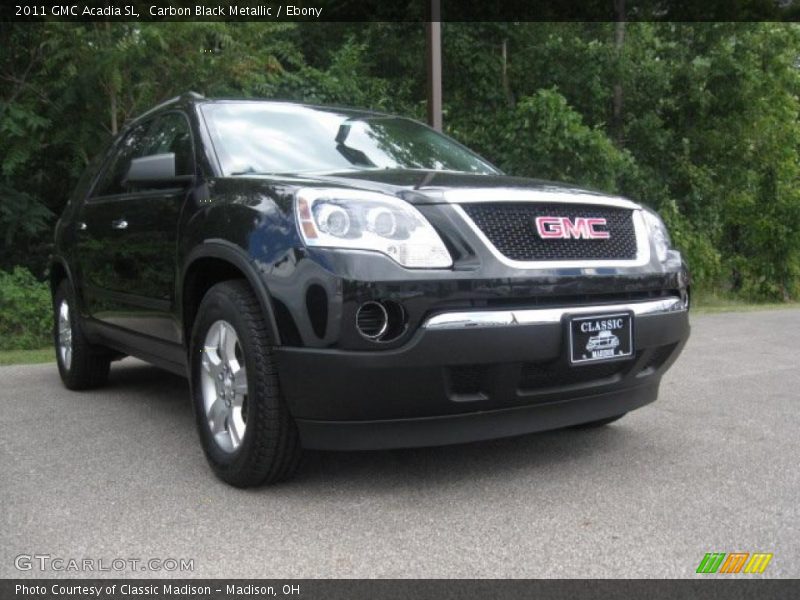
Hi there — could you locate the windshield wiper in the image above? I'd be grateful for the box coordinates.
[335,123,376,168]
[230,168,277,176]
[414,171,437,190]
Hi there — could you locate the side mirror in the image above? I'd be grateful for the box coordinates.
[125,153,193,187]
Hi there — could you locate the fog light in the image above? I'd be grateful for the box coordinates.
[356,301,388,339]
[681,288,690,310]
[381,300,407,341]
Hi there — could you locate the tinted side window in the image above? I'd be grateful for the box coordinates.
[146,112,194,176]
[92,112,193,197]
[65,138,113,210]
[93,123,151,197]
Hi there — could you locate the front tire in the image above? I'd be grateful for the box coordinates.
[53,280,111,390]
[190,280,301,487]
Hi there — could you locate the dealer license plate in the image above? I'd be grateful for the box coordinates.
[568,312,634,365]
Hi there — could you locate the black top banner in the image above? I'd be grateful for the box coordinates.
[3,0,800,22]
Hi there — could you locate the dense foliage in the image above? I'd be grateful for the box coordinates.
[0,267,51,350]
[2,21,800,302]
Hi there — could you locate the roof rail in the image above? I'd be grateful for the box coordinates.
[122,92,206,130]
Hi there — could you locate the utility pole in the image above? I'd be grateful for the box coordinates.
[613,0,626,146]
[426,0,442,131]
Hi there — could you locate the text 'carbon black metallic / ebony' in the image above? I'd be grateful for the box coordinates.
[461,202,638,262]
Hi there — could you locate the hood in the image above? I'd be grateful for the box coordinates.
[288,169,632,207]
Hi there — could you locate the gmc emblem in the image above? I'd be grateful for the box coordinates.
[535,216,610,240]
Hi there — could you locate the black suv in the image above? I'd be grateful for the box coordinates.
[51,93,690,486]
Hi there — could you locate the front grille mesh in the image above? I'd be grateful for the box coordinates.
[518,359,631,391]
[462,202,638,262]
[446,345,675,400]
[449,365,488,395]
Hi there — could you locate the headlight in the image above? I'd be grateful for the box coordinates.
[641,208,672,263]
[295,188,453,269]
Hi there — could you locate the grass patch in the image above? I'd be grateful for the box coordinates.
[0,347,55,366]
[692,291,800,314]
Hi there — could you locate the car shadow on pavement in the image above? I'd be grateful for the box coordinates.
[295,427,633,491]
[107,359,189,394]
[102,360,638,491]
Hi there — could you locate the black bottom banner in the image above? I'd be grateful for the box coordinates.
[2,579,798,600]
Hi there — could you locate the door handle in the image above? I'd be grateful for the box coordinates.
[111,219,128,230]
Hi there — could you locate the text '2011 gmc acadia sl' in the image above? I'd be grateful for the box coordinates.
[50,93,690,487]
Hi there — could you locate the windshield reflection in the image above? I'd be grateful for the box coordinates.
[201,102,497,176]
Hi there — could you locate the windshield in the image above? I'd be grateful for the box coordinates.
[201,102,498,176]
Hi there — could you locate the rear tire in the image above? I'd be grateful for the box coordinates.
[190,280,301,487]
[53,280,111,390]
[571,413,627,429]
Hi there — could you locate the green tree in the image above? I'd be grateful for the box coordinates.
[2,21,800,301]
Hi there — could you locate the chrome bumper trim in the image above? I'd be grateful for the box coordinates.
[422,297,686,330]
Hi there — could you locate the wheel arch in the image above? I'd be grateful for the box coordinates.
[48,256,75,300]
[180,241,283,349]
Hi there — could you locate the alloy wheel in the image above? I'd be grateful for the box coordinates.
[57,300,73,370]
[200,320,249,452]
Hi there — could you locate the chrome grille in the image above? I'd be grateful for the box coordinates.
[461,202,638,262]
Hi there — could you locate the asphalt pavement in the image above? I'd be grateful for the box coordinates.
[2,309,798,578]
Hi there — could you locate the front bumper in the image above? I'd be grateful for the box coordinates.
[276,297,689,450]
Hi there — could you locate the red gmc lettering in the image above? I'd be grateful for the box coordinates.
[535,216,609,240]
